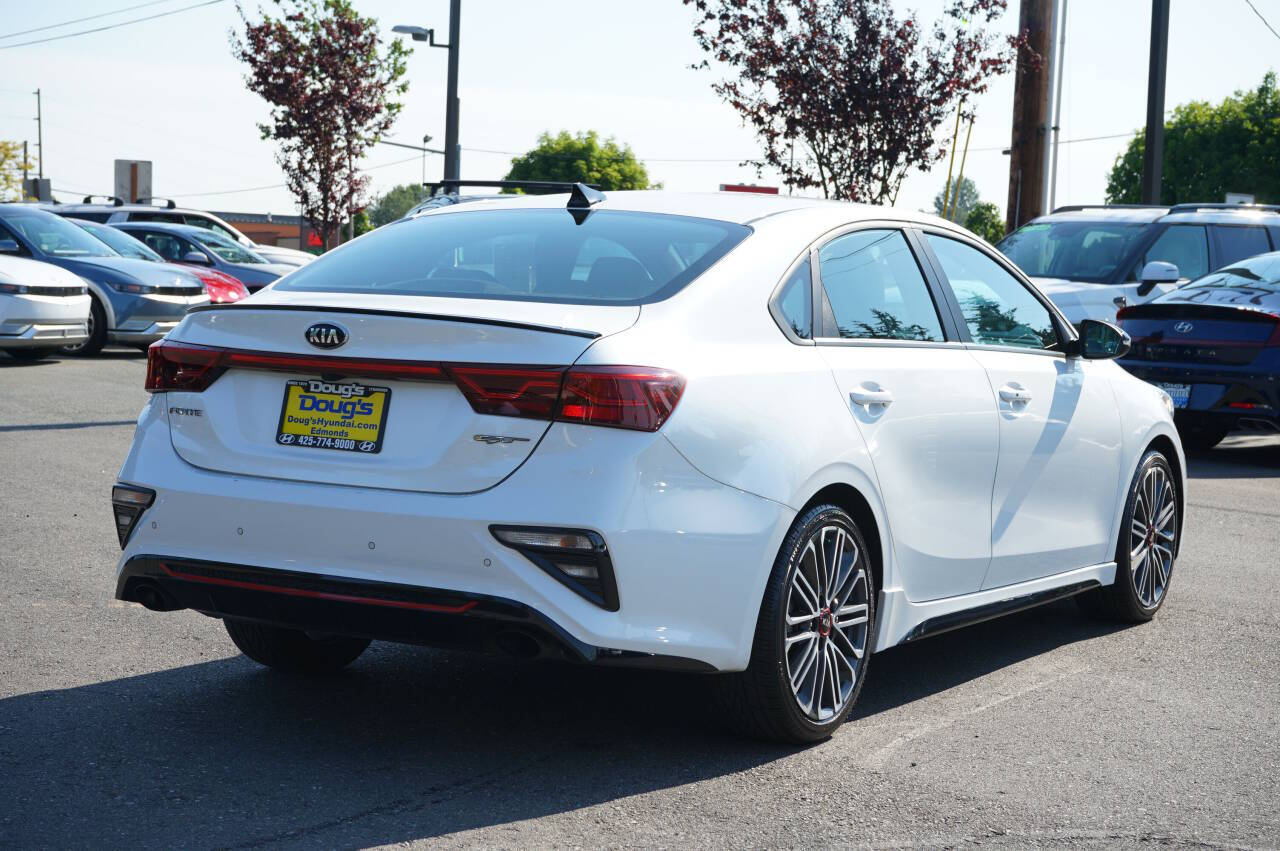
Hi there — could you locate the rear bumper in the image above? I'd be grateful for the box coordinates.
[116,396,794,671]
[116,556,714,671]
[1120,361,1280,431]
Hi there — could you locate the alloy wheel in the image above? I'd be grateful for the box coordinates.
[784,523,870,722]
[1129,464,1176,608]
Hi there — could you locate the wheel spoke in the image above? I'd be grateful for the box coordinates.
[831,624,865,661]
[792,560,820,614]
[786,630,818,647]
[835,602,868,629]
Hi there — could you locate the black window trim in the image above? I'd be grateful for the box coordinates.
[801,220,963,347]
[914,224,1079,359]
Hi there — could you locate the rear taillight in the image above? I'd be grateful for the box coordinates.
[145,341,226,392]
[146,342,684,432]
[448,365,565,419]
[557,367,685,431]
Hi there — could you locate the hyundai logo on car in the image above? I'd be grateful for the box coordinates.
[1174,321,1194,334]
[305,322,348,349]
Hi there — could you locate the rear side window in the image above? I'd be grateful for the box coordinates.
[62,212,112,223]
[816,229,944,341]
[1141,224,1208,280]
[274,209,750,305]
[128,212,184,224]
[773,258,812,339]
[1214,225,1272,267]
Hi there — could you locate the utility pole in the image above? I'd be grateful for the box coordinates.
[1141,0,1170,204]
[1005,0,1054,233]
[32,87,41,179]
[442,0,461,189]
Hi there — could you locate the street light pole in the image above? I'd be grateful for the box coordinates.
[394,1,461,192]
[442,0,461,189]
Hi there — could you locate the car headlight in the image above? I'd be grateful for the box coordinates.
[0,283,30,294]
[108,280,157,294]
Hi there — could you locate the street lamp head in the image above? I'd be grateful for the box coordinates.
[392,24,433,42]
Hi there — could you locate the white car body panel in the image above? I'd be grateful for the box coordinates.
[115,192,1187,671]
[0,255,90,347]
[1032,276,1180,325]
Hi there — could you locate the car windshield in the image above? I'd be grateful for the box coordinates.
[2,209,116,257]
[998,220,1148,282]
[183,215,246,243]
[72,220,164,262]
[188,230,268,264]
[274,209,751,304]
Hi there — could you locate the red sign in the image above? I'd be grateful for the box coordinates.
[719,184,779,194]
[306,230,323,247]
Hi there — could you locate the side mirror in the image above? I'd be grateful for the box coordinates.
[1070,318,1131,360]
[1137,260,1179,297]
[181,251,212,265]
[0,238,20,254]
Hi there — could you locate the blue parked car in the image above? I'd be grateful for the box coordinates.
[113,222,293,292]
[1117,251,1280,449]
[0,205,207,355]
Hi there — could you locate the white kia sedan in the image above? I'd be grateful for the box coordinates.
[0,253,90,359]
[113,189,1185,743]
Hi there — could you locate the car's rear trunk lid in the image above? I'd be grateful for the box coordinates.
[1119,302,1278,366]
[162,296,638,493]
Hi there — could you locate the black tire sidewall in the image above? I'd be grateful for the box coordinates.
[62,294,106,357]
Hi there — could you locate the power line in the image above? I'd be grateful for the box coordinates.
[1244,0,1280,41]
[0,0,225,50]
[167,154,425,199]
[0,0,182,41]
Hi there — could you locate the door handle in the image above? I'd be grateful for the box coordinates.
[850,387,894,408]
[998,384,1032,404]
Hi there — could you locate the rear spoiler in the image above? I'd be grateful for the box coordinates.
[184,302,601,339]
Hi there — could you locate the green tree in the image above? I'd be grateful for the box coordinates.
[231,0,410,249]
[1106,73,1280,205]
[503,131,650,191]
[368,183,427,226]
[933,176,980,223]
[0,140,36,201]
[964,201,1005,243]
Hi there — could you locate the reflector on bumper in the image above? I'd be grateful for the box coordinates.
[490,525,619,611]
[111,484,155,548]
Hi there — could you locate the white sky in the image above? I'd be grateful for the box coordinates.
[1,0,1277,218]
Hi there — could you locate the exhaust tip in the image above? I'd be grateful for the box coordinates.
[131,580,175,612]
[494,630,542,659]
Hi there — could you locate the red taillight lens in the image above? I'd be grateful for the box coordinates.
[145,341,227,392]
[555,367,685,432]
[448,365,565,418]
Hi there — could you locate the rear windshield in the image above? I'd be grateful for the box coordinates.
[998,220,1148,282]
[273,209,751,304]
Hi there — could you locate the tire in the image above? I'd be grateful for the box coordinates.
[223,617,370,673]
[3,348,51,361]
[717,504,876,743]
[1076,450,1178,622]
[61,295,107,357]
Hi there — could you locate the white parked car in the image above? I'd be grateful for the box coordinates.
[0,254,90,359]
[112,189,1185,742]
[998,203,1280,325]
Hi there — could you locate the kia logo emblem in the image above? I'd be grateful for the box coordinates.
[305,322,348,349]
[1173,321,1194,334]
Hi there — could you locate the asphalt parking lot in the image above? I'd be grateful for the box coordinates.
[1,350,1278,849]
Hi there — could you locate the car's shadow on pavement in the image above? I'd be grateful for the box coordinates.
[0,600,1123,848]
[1185,435,1280,479]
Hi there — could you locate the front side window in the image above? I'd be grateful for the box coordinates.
[1138,224,1209,280]
[274,209,750,305]
[138,231,193,262]
[774,258,812,339]
[816,229,944,341]
[927,234,1060,351]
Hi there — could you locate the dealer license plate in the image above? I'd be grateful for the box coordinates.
[276,378,391,454]
[1156,382,1191,409]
